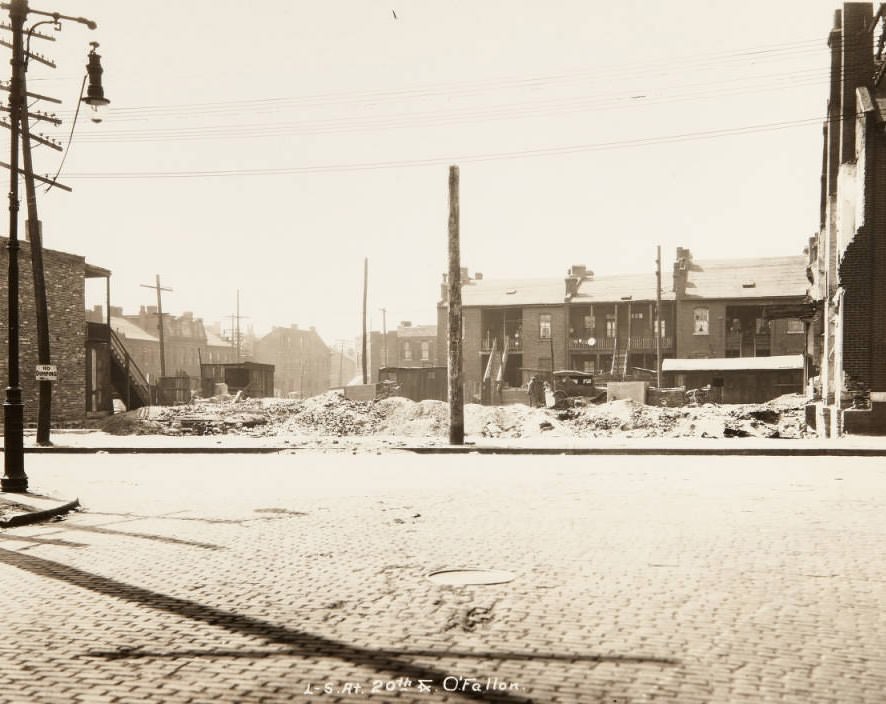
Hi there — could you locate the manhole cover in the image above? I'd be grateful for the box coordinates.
[426,569,515,586]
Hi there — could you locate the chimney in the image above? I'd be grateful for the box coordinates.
[110,305,123,317]
[568,264,587,279]
[565,277,580,297]
[182,311,193,320]
[474,272,483,280]
[672,247,692,297]
[400,321,412,328]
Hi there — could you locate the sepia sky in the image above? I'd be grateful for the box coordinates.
[21,0,842,344]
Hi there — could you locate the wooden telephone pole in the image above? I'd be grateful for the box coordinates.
[656,245,662,389]
[379,307,388,367]
[362,257,368,384]
[140,275,172,377]
[227,289,250,363]
[447,165,464,445]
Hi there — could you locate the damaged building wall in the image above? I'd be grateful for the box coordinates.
[809,1,886,434]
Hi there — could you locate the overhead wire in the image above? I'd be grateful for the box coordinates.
[61,114,840,180]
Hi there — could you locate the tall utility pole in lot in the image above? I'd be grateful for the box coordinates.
[362,257,368,384]
[656,245,662,388]
[1,0,108,491]
[447,165,464,445]
[140,275,172,377]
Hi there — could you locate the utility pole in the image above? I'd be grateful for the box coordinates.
[2,0,27,491]
[1,0,106,492]
[338,340,344,385]
[16,21,63,446]
[362,257,368,384]
[379,307,388,367]
[447,165,464,445]
[656,245,662,389]
[226,290,249,363]
[140,275,172,377]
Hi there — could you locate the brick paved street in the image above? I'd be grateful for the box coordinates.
[1,452,885,703]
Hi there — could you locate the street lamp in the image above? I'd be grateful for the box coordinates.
[2,0,106,492]
[82,41,109,123]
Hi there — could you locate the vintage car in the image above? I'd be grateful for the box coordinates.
[551,369,606,408]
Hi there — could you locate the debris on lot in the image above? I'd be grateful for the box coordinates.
[96,391,809,441]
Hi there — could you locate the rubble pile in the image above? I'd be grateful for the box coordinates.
[99,390,809,441]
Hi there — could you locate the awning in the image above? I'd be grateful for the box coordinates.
[663,354,804,373]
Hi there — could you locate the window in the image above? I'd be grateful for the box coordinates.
[403,342,412,360]
[631,312,644,320]
[420,341,430,360]
[654,318,667,338]
[582,360,595,373]
[693,308,709,335]
[755,318,770,334]
[605,315,616,338]
[583,314,595,331]
[539,314,552,339]
[786,319,804,334]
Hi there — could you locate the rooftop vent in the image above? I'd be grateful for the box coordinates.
[742,282,756,288]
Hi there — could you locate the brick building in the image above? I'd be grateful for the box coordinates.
[253,325,330,398]
[807,2,886,434]
[438,253,809,403]
[0,238,110,426]
[110,306,235,384]
[393,322,438,367]
[353,322,438,385]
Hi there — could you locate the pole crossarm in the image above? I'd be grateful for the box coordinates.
[0,80,61,103]
[0,120,62,150]
[0,105,61,125]
[0,38,54,66]
[0,159,70,189]
[0,21,55,40]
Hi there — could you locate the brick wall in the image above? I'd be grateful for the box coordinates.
[0,238,87,427]
[521,306,567,371]
[675,301,727,358]
[770,319,807,356]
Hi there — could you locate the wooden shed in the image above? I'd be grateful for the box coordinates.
[378,366,447,402]
[662,355,803,404]
[201,361,275,398]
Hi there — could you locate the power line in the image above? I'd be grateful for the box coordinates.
[60,113,837,181]
[42,36,834,123]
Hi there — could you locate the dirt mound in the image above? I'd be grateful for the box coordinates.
[98,390,809,441]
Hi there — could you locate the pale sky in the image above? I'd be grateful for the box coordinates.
[19,0,842,345]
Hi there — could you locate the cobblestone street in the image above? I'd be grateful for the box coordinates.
[1,452,885,703]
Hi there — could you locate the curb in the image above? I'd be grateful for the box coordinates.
[3,445,886,456]
[0,498,81,528]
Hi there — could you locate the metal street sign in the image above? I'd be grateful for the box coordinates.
[35,364,57,381]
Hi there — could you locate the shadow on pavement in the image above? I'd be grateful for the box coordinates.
[50,522,224,550]
[84,645,679,666]
[0,533,89,548]
[0,547,679,702]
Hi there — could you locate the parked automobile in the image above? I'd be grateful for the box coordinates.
[551,369,606,408]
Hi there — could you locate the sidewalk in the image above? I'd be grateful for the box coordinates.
[0,490,80,528]
[3,428,886,455]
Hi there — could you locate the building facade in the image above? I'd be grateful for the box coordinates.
[0,238,110,426]
[253,324,330,398]
[808,2,886,434]
[438,253,810,403]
